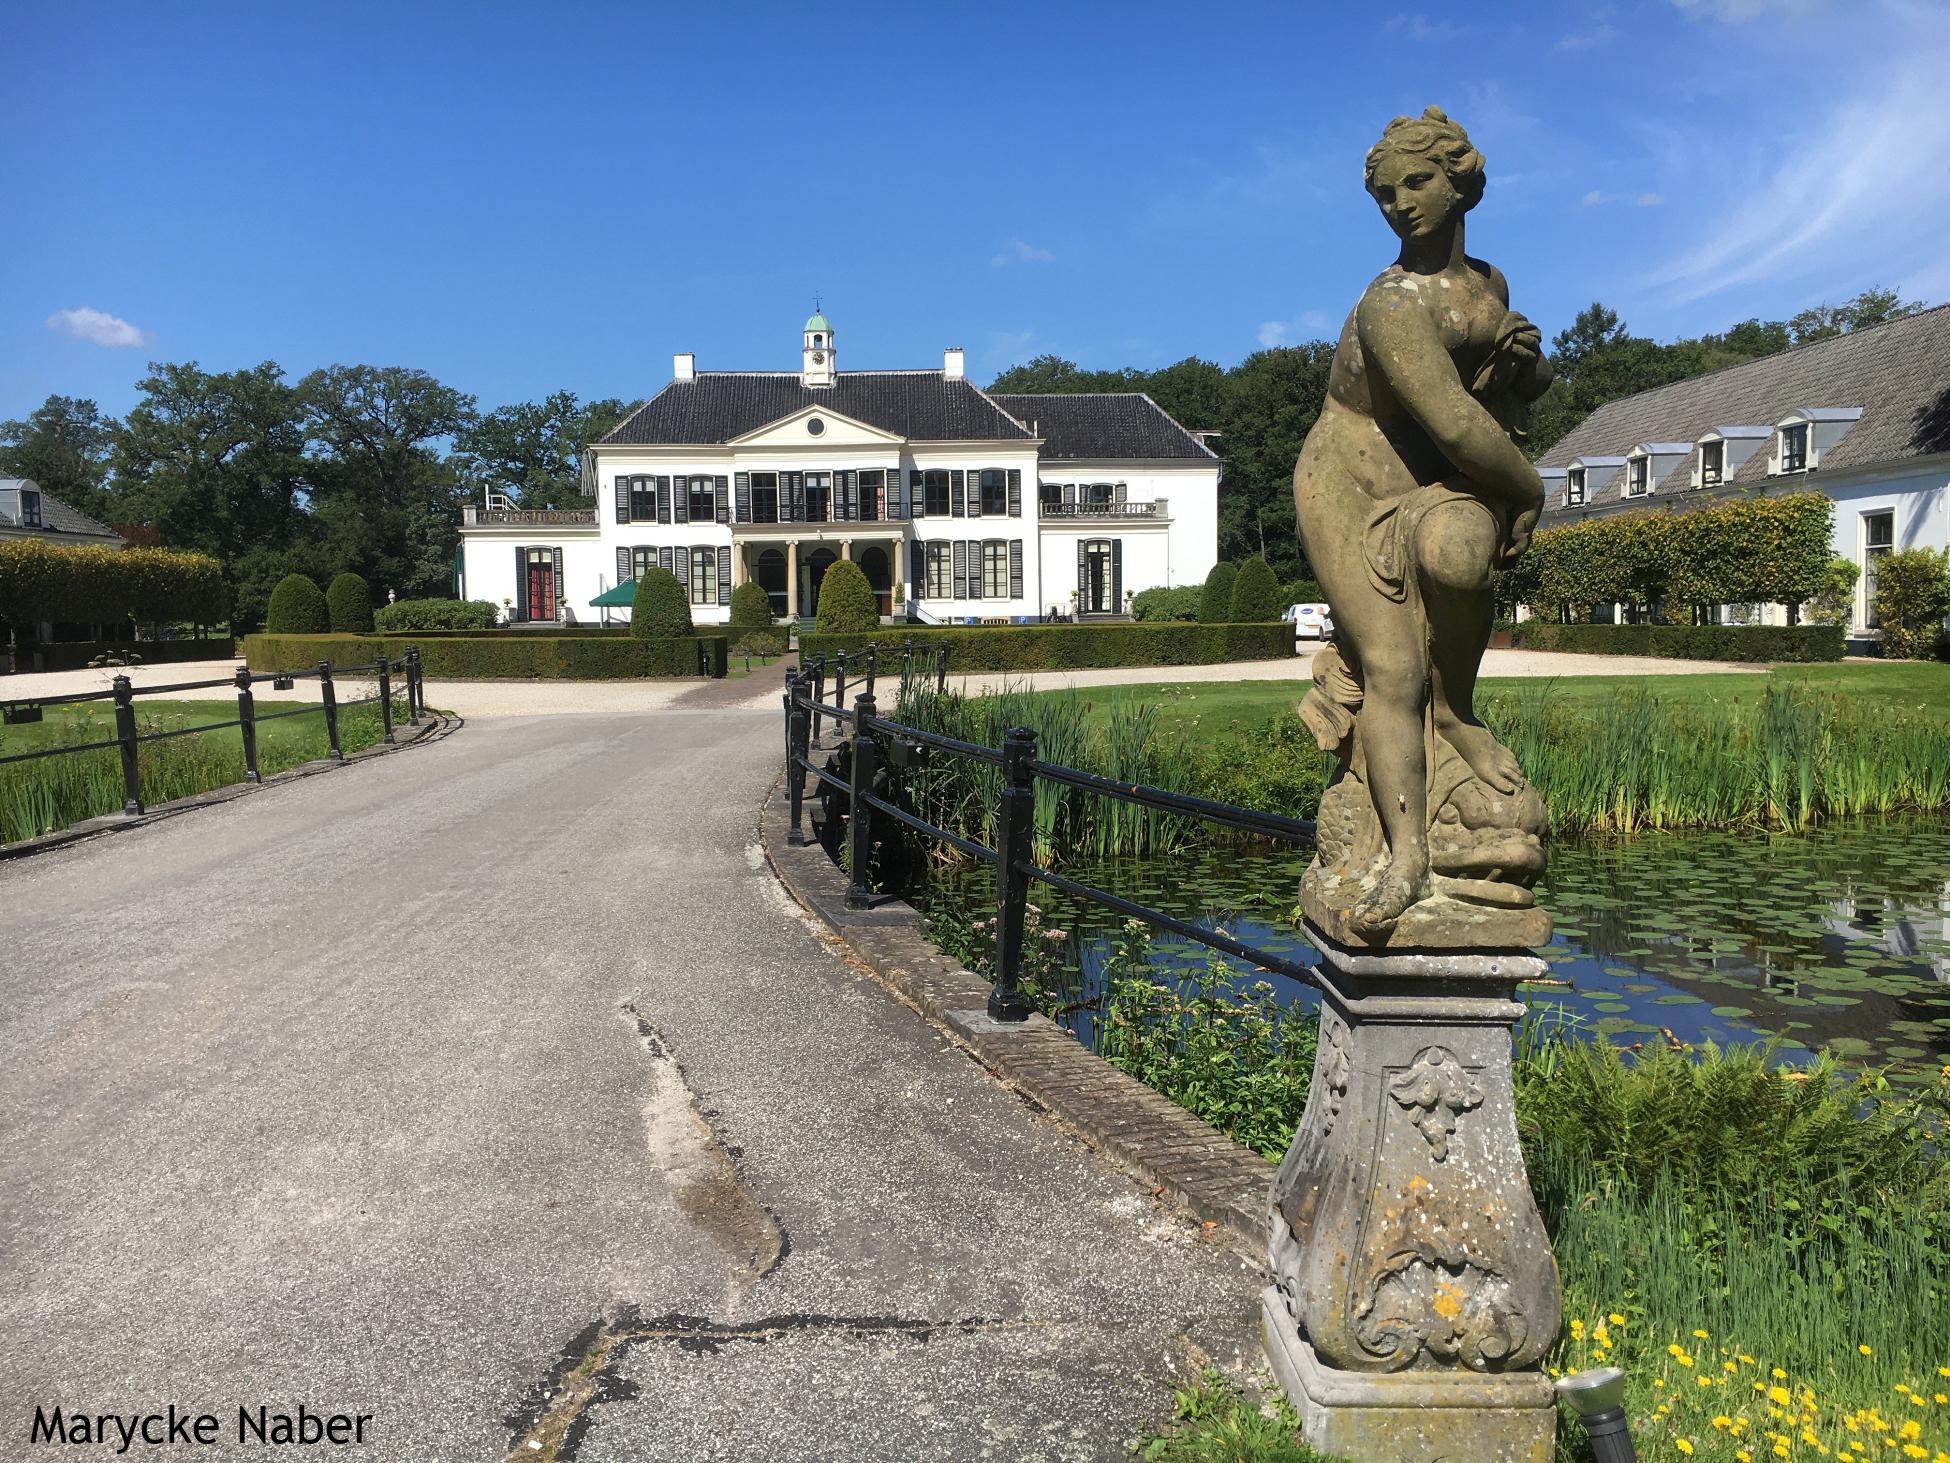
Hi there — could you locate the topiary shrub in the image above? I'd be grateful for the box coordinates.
[729,580,773,630]
[1871,547,1950,659]
[326,572,374,633]
[1131,585,1202,622]
[1229,555,1283,622]
[266,573,328,634]
[630,567,693,637]
[815,559,878,633]
[374,598,500,631]
[1197,562,1237,624]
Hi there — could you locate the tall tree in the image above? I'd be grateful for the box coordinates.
[110,361,310,564]
[455,391,636,511]
[1788,286,1926,344]
[0,396,120,522]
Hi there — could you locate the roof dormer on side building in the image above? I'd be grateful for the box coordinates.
[0,478,124,546]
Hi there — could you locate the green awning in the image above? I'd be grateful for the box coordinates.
[589,580,637,607]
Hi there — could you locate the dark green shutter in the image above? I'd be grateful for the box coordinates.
[785,471,804,522]
[657,476,671,525]
[1063,482,1077,509]
[715,475,730,524]
[615,479,630,524]
[1077,540,1087,611]
[1111,539,1123,610]
[912,542,925,599]
[514,546,528,621]
[717,547,731,604]
[892,468,908,519]
[837,469,855,522]
[1009,539,1023,599]
[552,547,565,618]
[953,540,968,599]
[1007,469,1021,516]
[735,471,751,522]
[674,475,689,524]
[616,546,630,585]
[969,470,985,519]
[659,545,675,576]
[951,470,965,517]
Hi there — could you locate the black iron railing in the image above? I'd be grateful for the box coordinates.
[782,645,1318,1022]
[0,652,425,817]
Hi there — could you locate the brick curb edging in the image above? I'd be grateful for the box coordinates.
[0,712,460,863]
[758,776,1274,1261]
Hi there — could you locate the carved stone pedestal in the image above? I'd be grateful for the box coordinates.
[1264,925,1561,1463]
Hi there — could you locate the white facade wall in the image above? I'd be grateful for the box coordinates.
[459,533,612,623]
[1824,460,1950,632]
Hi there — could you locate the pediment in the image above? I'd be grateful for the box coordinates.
[728,404,905,449]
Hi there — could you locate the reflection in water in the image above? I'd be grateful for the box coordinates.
[920,817,1950,1085]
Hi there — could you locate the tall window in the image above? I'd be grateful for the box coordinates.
[1781,422,1809,473]
[631,547,655,581]
[804,472,831,522]
[1085,481,1115,509]
[1863,511,1894,629]
[750,472,779,523]
[1039,481,1063,511]
[1700,440,1724,486]
[859,469,884,521]
[980,541,1008,598]
[979,469,1007,516]
[689,476,716,522]
[629,476,657,522]
[689,547,716,606]
[1567,468,1585,505]
[1626,458,1648,496]
[924,542,952,598]
[18,489,41,527]
[919,469,950,517]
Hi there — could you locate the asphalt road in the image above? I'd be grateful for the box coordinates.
[0,706,1261,1461]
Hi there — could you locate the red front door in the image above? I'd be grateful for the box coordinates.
[527,560,556,621]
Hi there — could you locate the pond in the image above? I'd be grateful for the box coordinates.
[917,817,1950,1087]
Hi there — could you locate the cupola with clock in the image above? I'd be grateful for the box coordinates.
[802,308,835,387]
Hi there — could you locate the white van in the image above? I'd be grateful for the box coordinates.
[1284,603,1334,640]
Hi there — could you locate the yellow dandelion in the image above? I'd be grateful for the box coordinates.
[1610,1313,1627,1327]
[1862,1346,1876,1357]
[1695,1330,1711,1340]
[1775,1369,1790,1380]
[1678,1442,1695,1456]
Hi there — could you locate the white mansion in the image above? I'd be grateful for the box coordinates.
[457,313,1220,624]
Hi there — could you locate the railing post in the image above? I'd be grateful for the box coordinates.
[864,642,878,701]
[786,670,811,846]
[234,665,260,783]
[405,647,422,725]
[833,652,848,730]
[936,643,949,694]
[845,692,878,909]
[111,674,143,815]
[989,724,1037,1022]
[377,657,395,744]
[810,653,827,745]
[318,661,343,762]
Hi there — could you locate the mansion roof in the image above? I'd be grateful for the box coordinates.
[1540,304,1950,513]
[0,478,121,541]
[601,371,1033,447]
[991,393,1217,461]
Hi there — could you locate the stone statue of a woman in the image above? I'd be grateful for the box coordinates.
[1294,107,1552,947]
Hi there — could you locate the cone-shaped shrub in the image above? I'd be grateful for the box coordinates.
[728,580,773,629]
[1229,555,1283,622]
[1197,562,1237,623]
[266,573,329,634]
[815,560,878,633]
[326,572,374,632]
[630,567,693,637]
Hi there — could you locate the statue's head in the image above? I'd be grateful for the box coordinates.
[1364,106,1485,241]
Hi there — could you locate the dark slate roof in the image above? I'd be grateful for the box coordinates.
[599,372,1035,446]
[990,393,1218,461]
[0,479,121,540]
[1541,304,1950,511]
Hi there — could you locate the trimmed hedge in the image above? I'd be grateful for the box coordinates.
[244,633,728,679]
[1130,586,1201,623]
[374,598,501,631]
[1198,562,1238,624]
[0,540,227,626]
[1229,555,1283,623]
[326,572,375,633]
[267,574,329,634]
[631,568,693,637]
[1506,622,1843,663]
[30,637,236,672]
[800,622,1294,672]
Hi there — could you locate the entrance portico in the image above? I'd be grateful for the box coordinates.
[731,523,906,618]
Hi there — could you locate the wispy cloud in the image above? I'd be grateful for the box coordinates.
[1147,137,1338,231]
[1385,12,1468,42]
[1582,189,1666,207]
[46,306,149,349]
[1643,53,1950,303]
[1257,321,1290,348]
[1670,0,1829,21]
[1257,310,1335,349]
[1556,5,1620,49]
[991,239,1054,267]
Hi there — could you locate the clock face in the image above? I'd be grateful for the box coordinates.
[811,350,826,365]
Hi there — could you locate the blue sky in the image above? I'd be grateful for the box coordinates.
[7,0,1948,423]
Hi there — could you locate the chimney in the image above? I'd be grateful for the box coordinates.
[943,347,965,381]
[673,351,696,382]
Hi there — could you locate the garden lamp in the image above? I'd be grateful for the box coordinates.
[1555,1367,1635,1462]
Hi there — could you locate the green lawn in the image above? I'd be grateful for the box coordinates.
[0,698,336,759]
[1013,661,1950,750]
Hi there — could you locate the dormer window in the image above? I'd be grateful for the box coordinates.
[1780,422,1809,473]
[1626,457,1649,497]
[19,489,41,528]
[1566,468,1586,505]
[1700,440,1724,487]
